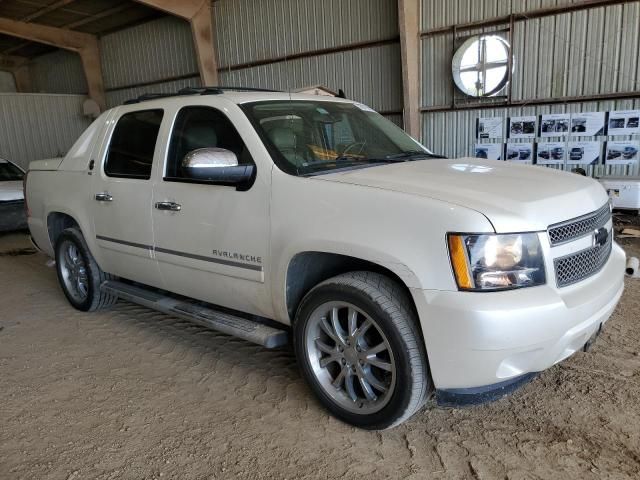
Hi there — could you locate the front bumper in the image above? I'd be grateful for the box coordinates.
[0,200,27,232]
[411,241,626,393]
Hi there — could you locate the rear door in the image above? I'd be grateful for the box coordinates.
[92,108,164,287]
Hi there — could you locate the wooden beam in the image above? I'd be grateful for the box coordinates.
[2,4,133,55]
[132,0,203,20]
[66,4,132,29]
[21,0,75,22]
[0,16,93,50]
[0,17,105,109]
[398,0,421,137]
[134,0,219,85]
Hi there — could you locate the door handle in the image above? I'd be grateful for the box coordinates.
[95,192,113,202]
[155,201,181,212]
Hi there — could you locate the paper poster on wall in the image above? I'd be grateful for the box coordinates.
[536,142,565,165]
[508,116,537,139]
[474,143,502,160]
[608,110,640,135]
[605,141,639,166]
[540,113,570,137]
[505,143,533,163]
[477,117,503,139]
[566,141,600,165]
[570,112,606,137]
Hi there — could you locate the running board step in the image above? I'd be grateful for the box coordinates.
[101,280,288,349]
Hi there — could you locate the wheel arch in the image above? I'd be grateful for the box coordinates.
[285,251,420,325]
[47,211,80,249]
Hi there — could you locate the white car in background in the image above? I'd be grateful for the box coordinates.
[0,158,27,232]
[24,88,626,429]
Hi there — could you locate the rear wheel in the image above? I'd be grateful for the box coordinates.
[55,227,117,311]
[294,271,430,429]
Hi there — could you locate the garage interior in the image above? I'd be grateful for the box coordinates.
[1,0,640,478]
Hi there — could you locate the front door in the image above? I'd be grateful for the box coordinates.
[92,108,164,287]
[151,105,272,317]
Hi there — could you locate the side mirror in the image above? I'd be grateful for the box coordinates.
[181,148,255,189]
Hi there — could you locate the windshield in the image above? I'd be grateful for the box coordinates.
[241,100,440,175]
[0,160,24,181]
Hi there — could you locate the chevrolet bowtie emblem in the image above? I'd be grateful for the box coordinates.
[593,227,608,247]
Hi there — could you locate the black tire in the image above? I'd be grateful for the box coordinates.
[293,271,430,430]
[54,227,117,312]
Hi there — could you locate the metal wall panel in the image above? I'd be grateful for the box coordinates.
[214,0,399,67]
[383,114,404,127]
[421,0,584,30]
[0,71,15,92]
[100,16,198,90]
[422,4,640,108]
[0,94,91,169]
[29,50,87,94]
[219,43,403,112]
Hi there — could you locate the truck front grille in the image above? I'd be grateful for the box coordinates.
[548,203,611,246]
[554,234,612,287]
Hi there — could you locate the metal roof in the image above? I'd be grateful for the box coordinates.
[0,0,162,58]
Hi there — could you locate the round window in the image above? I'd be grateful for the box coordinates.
[452,35,511,97]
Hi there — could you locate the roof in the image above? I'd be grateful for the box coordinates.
[0,0,162,58]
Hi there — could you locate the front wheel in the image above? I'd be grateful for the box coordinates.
[293,271,430,429]
[55,227,117,312]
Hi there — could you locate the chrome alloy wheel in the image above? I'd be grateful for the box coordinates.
[59,240,89,303]
[305,302,396,414]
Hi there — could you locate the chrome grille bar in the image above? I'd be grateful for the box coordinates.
[548,203,611,246]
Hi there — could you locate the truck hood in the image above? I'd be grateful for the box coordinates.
[316,158,609,232]
[0,180,24,202]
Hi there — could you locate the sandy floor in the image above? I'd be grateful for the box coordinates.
[1,232,639,480]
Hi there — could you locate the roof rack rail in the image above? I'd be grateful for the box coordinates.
[123,86,282,105]
[178,86,281,95]
[123,93,175,105]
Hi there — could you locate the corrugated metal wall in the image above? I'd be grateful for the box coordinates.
[422,0,585,30]
[219,43,402,113]
[214,0,402,117]
[101,15,199,107]
[421,0,640,176]
[29,50,87,94]
[0,94,91,169]
[101,0,402,113]
[214,0,398,66]
[0,71,16,92]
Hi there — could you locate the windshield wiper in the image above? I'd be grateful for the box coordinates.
[382,150,447,160]
[299,156,397,176]
[299,151,446,176]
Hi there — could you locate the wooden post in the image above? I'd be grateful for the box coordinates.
[190,1,218,85]
[12,65,32,92]
[398,0,421,138]
[133,0,219,85]
[0,54,31,92]
[0,17,106,109]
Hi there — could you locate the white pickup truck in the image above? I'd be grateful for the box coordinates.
[25,87,625,429]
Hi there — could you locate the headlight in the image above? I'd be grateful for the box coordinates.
[447,233,546,291]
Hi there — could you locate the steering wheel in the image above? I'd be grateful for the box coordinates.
[339,141,367,158]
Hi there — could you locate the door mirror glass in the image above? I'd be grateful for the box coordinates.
[181,148,255,188]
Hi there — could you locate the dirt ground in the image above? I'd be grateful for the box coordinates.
[1,231,639,480]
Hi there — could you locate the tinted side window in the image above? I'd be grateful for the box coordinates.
[166,107,253,179]
[105,109,163,179]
